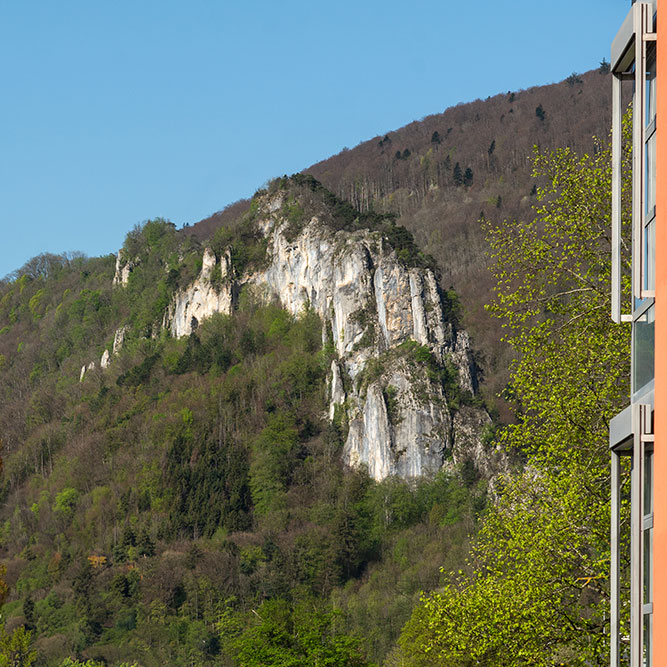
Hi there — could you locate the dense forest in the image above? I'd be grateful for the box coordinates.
[0,67,630,666]
[0,187,487,665]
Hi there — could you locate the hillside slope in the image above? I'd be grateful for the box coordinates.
[194,68,611,412]
[305,68,611,405]
[0,180,489,665]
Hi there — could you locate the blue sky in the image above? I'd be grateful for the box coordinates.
[1,0,630,279]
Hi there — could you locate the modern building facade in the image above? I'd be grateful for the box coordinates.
[609,1,662,665]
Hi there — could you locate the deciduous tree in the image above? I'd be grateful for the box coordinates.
[397,119,632,665]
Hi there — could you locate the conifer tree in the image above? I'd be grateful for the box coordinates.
[452,162,463,186]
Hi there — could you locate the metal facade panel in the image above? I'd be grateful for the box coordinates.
[611,403,633,448]
[612,74,623,323]
[613,7,636,71]
[610,451,621,667]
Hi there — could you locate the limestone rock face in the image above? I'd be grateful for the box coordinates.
[112,326,128,355]
[79,360,96,382]
[163,249,235,338]
[452,406,508,481]
[244,192,490,481]
[113,251,134,286]
[153,188,496,481]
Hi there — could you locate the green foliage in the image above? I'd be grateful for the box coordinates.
[210,213,269,277]
[440,288,462,327]
[228,599,376,666]
[115,218,205,339]
[249,414,300,517]
[53,488,79,517]
[398,119,632,665]
[0,626,37,667]
[122,218,176,258]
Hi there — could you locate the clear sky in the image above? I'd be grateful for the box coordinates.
[1,0,631,279]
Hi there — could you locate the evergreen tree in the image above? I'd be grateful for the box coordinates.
[452,162,463,186]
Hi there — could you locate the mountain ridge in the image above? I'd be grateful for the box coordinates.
[190,67,611,412]
[107,175,498,482]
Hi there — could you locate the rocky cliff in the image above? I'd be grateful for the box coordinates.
[113,179,499,481]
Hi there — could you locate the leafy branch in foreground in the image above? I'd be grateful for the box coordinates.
[396,117,632,666]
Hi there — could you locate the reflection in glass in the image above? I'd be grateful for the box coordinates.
[633,305,655,394]
[645,132,656,218]
[644,450,653,515]
[644,612,652,667]
[644,216,656,292]
[646,45,656,127]
[644,527,653,604]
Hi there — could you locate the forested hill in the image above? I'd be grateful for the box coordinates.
[0,179,489,666]
[195,67,612,410]
[0,65,616,666]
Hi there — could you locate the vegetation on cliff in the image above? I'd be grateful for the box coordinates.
[0,183,485,665]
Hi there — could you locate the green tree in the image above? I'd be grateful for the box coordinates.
[398,122,632,665]
[230,599,375,666]
[53,487,78,518]
[0,626,37,667]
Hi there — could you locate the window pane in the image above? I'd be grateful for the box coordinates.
[644,527,653,603]
[633,304,655,394]
[645,132,656,219]
[644,215,656,292]
[644,450,653,514]
[644,612,652,667]
[646,45,656,127]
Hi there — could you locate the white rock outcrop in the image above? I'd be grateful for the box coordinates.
[163,248,235,338]
[113,250,133,286]
[79,360,96,382]
[154,190,494,481]
[112,326,128,355]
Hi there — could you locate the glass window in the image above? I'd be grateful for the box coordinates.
[644,215,655,292]
[644,612,652,667]
[646,44,656,127]
[644,449,653,514]
[633,303,655,395]
[645,132,656,219]
[644,527,653,603]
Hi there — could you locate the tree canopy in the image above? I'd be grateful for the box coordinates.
[397,120,632,665]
